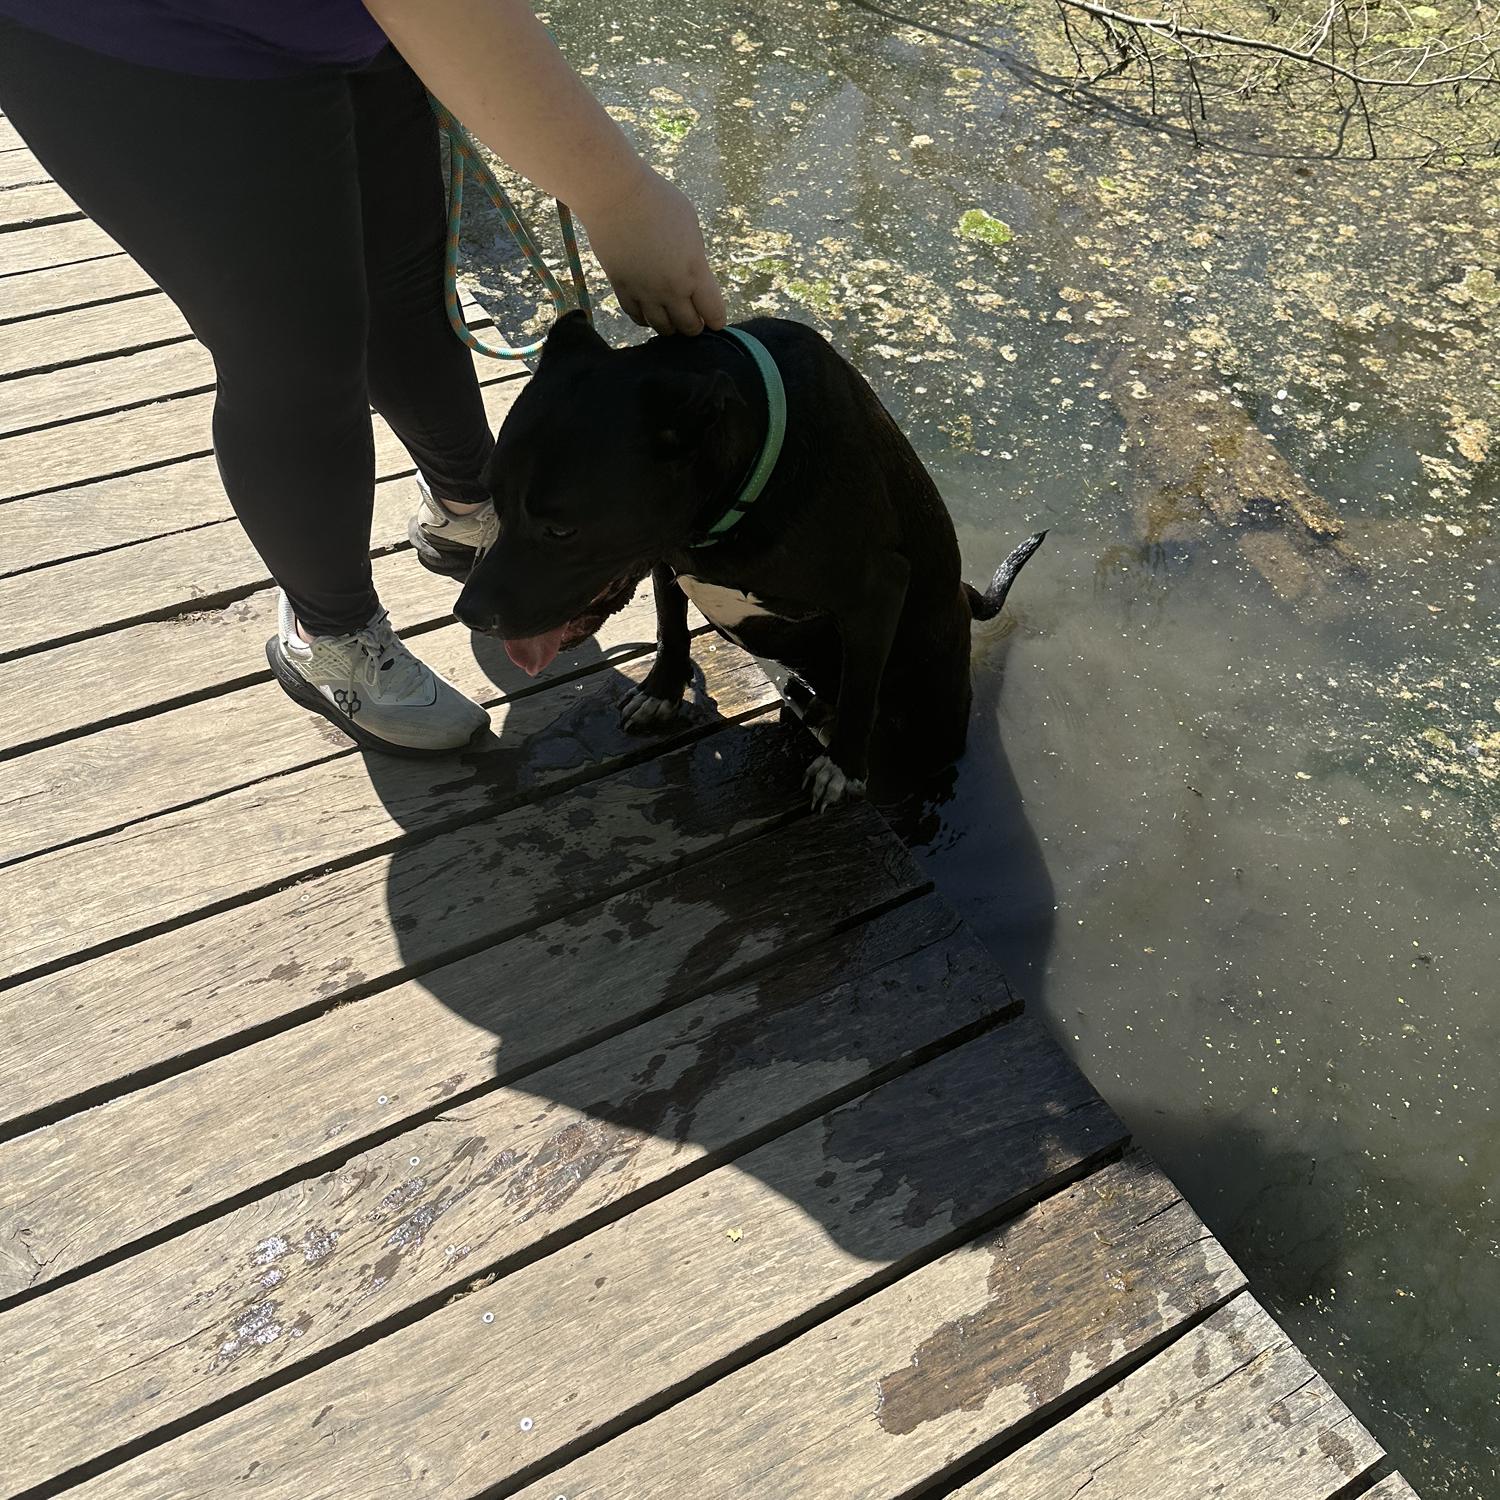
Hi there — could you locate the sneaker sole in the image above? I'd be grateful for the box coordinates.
[407,515,478,579]
[265,637,483,759]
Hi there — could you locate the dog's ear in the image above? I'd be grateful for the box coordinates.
[646,369,744,457]
[539,308,610,368]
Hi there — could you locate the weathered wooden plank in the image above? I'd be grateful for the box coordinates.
[518,1154,1244,1500]
[1,453,224,573]
[0,891,988,1493]
[0,593,665,867]
[0,715,807,1135]
[0,318,509,503]
[1365,1476,1421,1498]
[0,147,49,191]
[0,385,217,497]
[0,252,149,324]
[70,1019,1124,1500]
[0,287,492,409]
[0,179,78,232]
[0,362,521,576]
[1,636,772,984]
[0,119,26,151]
[0,216,117,277]
[1,336,204,430]
[0,808,925,1305]
[950,1294,1383,1500]
[0,367,521,651]
[0,466,415,652]
[0,542,458,757]
[0,295,189,387]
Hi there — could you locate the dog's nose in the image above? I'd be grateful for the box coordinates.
[453,592,495,633]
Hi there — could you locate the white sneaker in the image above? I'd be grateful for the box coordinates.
[407,473,499,578]
[265,592,489,755]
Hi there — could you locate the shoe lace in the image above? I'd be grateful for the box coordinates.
[473,506,501,565]
[349,613,426,699]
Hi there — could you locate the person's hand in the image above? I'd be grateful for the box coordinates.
[580,164,727,336]
[363,1,726,334]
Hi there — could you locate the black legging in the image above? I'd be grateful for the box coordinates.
[0,22,495,635]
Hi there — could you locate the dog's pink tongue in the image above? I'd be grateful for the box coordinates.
[503,626,568,677]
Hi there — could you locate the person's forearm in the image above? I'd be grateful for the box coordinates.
[363,0,647,222]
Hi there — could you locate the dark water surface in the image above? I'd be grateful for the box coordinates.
[462,2,1499,1492]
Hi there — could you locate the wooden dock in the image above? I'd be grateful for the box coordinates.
[0,133,1420,1500]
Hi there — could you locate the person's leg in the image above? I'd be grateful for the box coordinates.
[0,20,377,637]
[350,51,495,508]
[0,22,487,750]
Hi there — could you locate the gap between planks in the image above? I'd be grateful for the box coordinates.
[0,216,119,277]
[0,252,151,325]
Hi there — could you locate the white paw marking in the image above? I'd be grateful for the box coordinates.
[620,688,683,731]
[803,754,867,813]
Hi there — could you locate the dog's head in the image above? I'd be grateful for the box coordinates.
[455,311,746,675]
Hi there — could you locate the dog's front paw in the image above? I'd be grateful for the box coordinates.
[803,754,866,813]
[620,685,684,733]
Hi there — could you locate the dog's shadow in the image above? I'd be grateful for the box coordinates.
[357,616,1060,1268]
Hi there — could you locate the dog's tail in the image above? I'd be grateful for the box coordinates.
[966,530,1047,621]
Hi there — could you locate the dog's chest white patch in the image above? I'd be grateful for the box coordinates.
[676,574,779,637]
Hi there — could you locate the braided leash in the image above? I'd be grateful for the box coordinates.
[430,97,592,361]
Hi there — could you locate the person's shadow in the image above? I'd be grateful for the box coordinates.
[354,603,1075,1283]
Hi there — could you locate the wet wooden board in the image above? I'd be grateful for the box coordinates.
[0,252,152,324]
[950,1294,1383,1499]
[0,594,669,866]
[0,718,809,1136]
[1,638,773,985]
[0,215,118,277]
[68,1021,1125,1500]
[0,362,523,577]
[0,178,79,232]
[0,895,996,1492]
[516,1155,1244,1500]
[0,365,522,653]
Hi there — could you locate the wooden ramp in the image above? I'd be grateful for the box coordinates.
[1,135,1416,1500]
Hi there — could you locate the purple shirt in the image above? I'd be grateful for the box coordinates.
[0,1,389,78]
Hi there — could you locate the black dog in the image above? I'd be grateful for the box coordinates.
[455,311,1043,809]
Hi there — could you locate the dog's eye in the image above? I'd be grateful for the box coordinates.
[542,524,577,541]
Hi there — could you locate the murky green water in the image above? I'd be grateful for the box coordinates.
[463,2,1499,1491]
